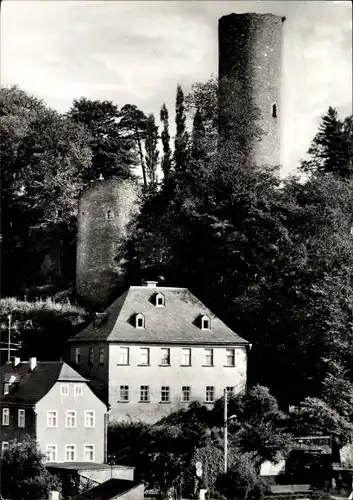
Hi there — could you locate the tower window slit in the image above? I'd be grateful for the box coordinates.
[272,103,277,119]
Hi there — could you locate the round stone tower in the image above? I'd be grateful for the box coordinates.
[76,179,140,309]
[218,13,284,167]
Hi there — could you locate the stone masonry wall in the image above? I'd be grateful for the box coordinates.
[76,179,140,309]
[219,13,284,167]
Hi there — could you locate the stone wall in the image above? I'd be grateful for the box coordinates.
[219,13,284,167]
[76,179,140,309]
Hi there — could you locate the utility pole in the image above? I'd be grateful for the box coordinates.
[224,387,228,474]
[7,314,12,362]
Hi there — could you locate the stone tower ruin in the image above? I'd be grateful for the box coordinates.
[76,178,140,308]
[218,13,284,167]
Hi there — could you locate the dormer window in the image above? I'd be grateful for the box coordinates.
[201,315,211,330]
[155,293,165,307]
[136,313,145,329]
[106,209,114,221]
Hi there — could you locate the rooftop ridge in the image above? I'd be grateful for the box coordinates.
[129,286,187,290]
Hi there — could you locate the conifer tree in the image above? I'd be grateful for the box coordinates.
[300,106,352,178]
[145,113,159,186]
[174,84,189,174]
[160,103,172,180]
[191,109,206,163]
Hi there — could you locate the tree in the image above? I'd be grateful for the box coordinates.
[289,397,353,460]
[174,84,189,176]
[144,113,159,186]
[1,86,92,294]
[68,97,135,180]
[160,103,172,181]
[300,107,352,178]
[1,436,62,500]
[118,104,148,186]
[124,77,353,411]
[139,425,193,499]
[213,386,292,468]
[216,451,268,500]
[321,361,353,421]
[191,109,206,163]
[185,75,218,158]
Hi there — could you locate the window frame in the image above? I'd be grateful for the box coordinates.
[226,386,235,398]
[139,347,150,366]
[225,348,235,367]
[74,384,84,396]
[106,209,114,221]
[205,386,215,403]
[160,386,170,403]
[2,408,9,426]
[45,444,58,463]
[60,384,69,396]
[160,347,170,366]
[155,293,165,307]
[18,409,25,428]
[119,385,129,402]
[118,346,130,365]
[1,441,9,453]
[181,348,191,366]
[272,103,278,118]
[203,348,214,366]
[84,444,95,462]
[75,347,80,364]
[182,386,191,402]
[65,410,77,428]
[84,410,95,428]
[99,347,104,365]
[88,347,94,365]
[201,315,211,330]
[65,444,76,462]
[140,385,150,402]
[47,410,58,428]
[136,313,145,329]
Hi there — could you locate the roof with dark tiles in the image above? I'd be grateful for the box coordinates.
[70,286,248,345]
[71,479,142,500]
[0,360,88,405]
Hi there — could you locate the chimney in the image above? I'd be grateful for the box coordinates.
[12,357,20,368]
[48,492,59,500]
[29,357,37,371]
[142,280,158,288]
[94,312,106,329]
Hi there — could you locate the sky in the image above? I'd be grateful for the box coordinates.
[1,0,352,176]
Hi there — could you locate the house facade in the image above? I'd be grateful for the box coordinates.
[0,358,107,463]
[68,281,250,423]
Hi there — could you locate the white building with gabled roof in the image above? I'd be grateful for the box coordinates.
[0,358,108,463]
[67,281,250,423]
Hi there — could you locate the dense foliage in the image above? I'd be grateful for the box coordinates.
[2,79,353,491]
[0,297,88,363]
[108,387,288,498]
[1,437,62,500]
